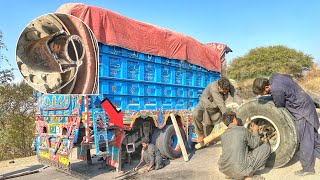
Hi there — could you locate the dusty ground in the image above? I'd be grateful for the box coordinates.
[1,143,320,180]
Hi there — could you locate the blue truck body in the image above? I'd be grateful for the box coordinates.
[98,43,220,113]
[35,42,221,170]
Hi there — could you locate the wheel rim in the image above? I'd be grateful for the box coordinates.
[16,13,98,94]
[244,115,281,152]
[169,133,180,152]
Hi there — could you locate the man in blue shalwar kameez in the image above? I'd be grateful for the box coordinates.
[253,73,320,176]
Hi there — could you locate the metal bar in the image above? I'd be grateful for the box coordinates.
[84,96,89,143]
[0,170,40,180]
[92,107,99,155]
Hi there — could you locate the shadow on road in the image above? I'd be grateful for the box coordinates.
[281,152,299,168]
[0,164,44,177]
[256,152,300,176]
[188,148,196,160]
[68,158,116,179]
[67,155,173,179]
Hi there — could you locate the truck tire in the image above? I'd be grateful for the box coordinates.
[156,125,186,159]
[237,96,298,168]
[151,128,161,145]
[307,91,320,108]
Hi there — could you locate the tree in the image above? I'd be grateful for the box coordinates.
[227,45,314,80]
[0,30,14,84]
[0,30,35,160]
[0,69,14,84]
[0,82,35,160]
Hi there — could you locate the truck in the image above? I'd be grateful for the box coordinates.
[25,3,232,171]
[28,3,314,172]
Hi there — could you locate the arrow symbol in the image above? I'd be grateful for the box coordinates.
[101,98,123,128]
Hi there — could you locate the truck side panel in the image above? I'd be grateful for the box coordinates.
[35,43,221,170]
[98,42,220,115]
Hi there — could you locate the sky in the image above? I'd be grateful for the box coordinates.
[1,0,319,82]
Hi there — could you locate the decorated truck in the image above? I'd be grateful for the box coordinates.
[27,3,232,171]
[25,2,318,173]
[25,3,317,173]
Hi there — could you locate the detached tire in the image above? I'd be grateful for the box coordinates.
[156,125,186,159]
[237,97,298,168]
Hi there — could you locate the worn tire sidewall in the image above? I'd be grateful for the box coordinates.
[157,125,185,159]
[237,97,298,168]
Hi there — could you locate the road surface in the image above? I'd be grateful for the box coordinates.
[1,142,320,180]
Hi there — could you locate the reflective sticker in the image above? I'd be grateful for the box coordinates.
[59,156,70,165]
[40,151,50,158]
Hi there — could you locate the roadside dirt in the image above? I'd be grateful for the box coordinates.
[0,156,41,175]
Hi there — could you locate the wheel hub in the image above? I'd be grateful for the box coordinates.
[245,116,280,152]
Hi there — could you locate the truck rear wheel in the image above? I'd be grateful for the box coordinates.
[151,128,161,145]
[156,125,186,159]
[237,96,298,168]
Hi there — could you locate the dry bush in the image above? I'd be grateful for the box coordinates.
[234,78,256,100]
[298,64,320,94]
[234,65,320,101]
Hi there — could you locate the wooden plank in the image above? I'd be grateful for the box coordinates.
[169,114,189,162]
[195,122,227,149]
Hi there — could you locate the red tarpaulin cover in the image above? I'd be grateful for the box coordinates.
[56,3,230,72]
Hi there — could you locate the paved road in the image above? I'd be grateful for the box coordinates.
[1,142,320,180]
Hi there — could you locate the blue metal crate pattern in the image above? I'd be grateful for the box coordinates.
[99,43,220,111]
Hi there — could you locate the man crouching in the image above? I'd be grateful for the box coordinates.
[218,111,271,180]
[134,137,163,172]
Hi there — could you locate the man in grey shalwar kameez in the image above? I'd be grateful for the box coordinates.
[218,111,271,180]
[135,137,163,172]
[192,77,242,142]
[253,73,320,176]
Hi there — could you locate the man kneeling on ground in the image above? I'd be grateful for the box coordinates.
[218,111,271,180]
[134,137,163,172]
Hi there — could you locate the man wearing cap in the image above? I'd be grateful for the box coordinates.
[218,111,271,180]
[134,137,163,172]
